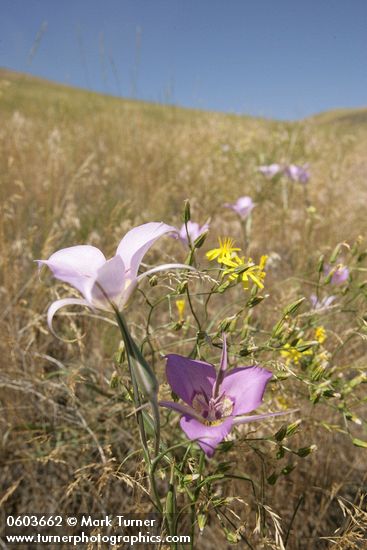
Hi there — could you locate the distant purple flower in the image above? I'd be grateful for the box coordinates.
[160,335,292,457]
[310,294,336,310]
[37,222,189,333]
[224,196,255,219]
[285,164,310,184]
[178,221,209,246]
[324,264,350,285]
[258,163,283,179]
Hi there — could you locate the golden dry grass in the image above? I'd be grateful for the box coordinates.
[0,69,366,549]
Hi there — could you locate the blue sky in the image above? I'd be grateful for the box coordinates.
[1,0,366,119]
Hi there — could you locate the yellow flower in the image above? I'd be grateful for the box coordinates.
[175,299,186,322]
[281,342,312,365]
[276,395,290,410]
[223,254,267,290]
[315,326,326,344]
[206,237,241,267]
[281,344,302,365]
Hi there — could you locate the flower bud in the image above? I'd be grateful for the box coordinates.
[330,243,342,264]
[297,445,317,457]
[183,199,191,223]
[110,371,120,389]
[193,230,208,249]
[274,425,288,442]
[285,420,302,436]
[317,254,325,273]
[267,472,278,485]
[296,341,316,352]
[219,316,235,332]
[284,297,305,316]
[246,295,265,308]
[217,280,231,293]
[176,280,188,293]
[272,318,286,338]
[149,275,158,287]
[197,513,207,532]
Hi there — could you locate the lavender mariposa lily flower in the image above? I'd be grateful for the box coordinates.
[224,196,255,220]
[324,263,350,285]
[284,164,310,184]
[38,222,186,332]
[178,221,209,246]
[160,336,292,457]
[258,163,283,179]
[310,294,336,310]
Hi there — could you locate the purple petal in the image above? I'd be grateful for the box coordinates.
[88,255,126,307]
[323,295,336,307]
[285,164,309,184]
[225,196,254,219]
[233,408,298,425]
[220,366,272,415]
[310,294,336,310]
[331,266,349,285]
[165,354,216,405]
[180,416,234,457]
[47,297,91,337]
[38,245,106,299]
[285,164,299,181]
[309,293,318,308]
[178,221,207,245]
[258,164,282,178]
[324,263,349,285]
[116,222,177,280]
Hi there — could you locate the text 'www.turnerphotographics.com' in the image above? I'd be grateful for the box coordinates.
[3,514,192,546]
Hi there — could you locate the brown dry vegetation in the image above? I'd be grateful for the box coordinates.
[0,69,366,549]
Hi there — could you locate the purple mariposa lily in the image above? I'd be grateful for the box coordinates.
[178,221,209,246]
[38,222,187,332]
[258,163,283,179]
[310,294,336,310]
[284,164,310,184]
[324,263,350,285]
[224,196,255,220]
[160,336,293,457]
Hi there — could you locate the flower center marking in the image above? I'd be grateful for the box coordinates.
[192,392,234,425]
